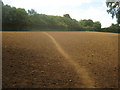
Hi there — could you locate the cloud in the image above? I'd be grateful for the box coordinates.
[3,0,93,9]
[84,7,117,27]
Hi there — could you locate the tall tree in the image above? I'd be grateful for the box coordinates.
[106,0,120,24]
[28,9,37,16]
[79,19,94,27]
[93,21,101,31]
[63,14,72,19]
[2,4,28,30]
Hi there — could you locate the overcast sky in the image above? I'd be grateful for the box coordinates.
[3,0,117,27]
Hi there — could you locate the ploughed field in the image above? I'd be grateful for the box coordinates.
[2,31,118,88]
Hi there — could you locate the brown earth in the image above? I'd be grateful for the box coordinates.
[2,31,118,88]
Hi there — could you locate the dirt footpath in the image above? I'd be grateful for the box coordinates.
[2,31,118,88]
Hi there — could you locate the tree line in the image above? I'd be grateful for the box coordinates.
[2,3,120,33]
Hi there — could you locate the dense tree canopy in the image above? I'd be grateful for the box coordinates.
[79,20,101,31]
[2,4,28,30]
[2,3,119,33]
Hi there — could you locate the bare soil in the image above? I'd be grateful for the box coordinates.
[2,31,118,88]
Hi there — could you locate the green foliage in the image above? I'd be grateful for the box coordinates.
[63,14,72,19]
[93,21,101,31]
[116,10,120,24]
[28,9,37,16]
[79,19,94,27]
[2,4,28,30]
[101,23,120,33]
[2,3,119,33]
[106,2,120,24]
[79,19,101,31]
[109,23,120,33]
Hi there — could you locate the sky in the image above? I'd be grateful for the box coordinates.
[2,0,117,28]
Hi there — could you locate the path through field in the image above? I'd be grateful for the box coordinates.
[2,31,118,88]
